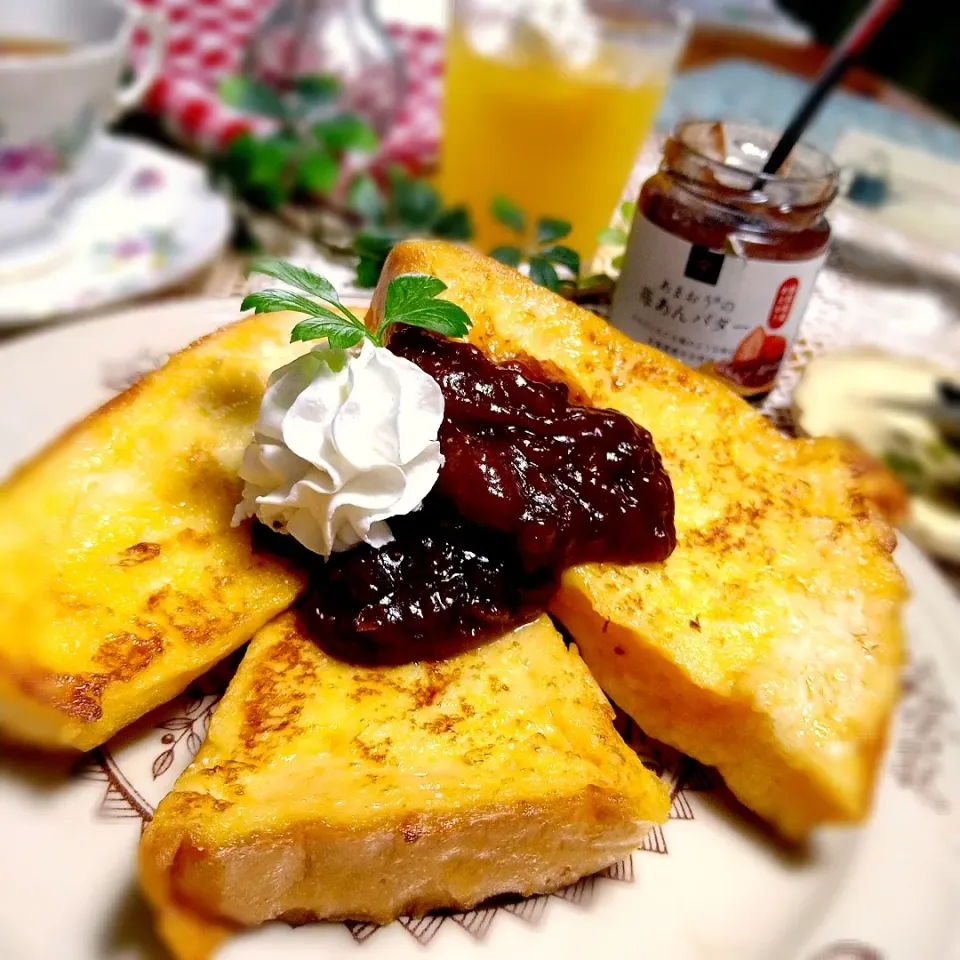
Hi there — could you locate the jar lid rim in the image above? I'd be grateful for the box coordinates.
[671,119,840,187]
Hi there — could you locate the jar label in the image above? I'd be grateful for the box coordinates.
[610,214,827,396]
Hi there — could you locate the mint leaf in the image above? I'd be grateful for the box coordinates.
[220,131,257,180]
[619,200,636,224]
[491,196,525,234]
[219,75,286,120]
[246,259,368,334]
[384,274,446,311]
[293,75,339,112]
[541,244,580,276]
[378,274,471,340]
[296,149,338,195]
[529,256,560,292]
[597,226,628,246]
[535,217,571,245]
[347,174,386,222]
[611,254,624,270]
[391,171,441,228]
[489,245,522,268]
[398,299,472,338]
[354,230,399,261]
[314,114,378,154]
[247,259,340,305]
[241,290,343,321]
[355,256,384,288]
[214,133,293,211]
[290,317,366,348]
[244,136,297,208]
[249,145,293,185]
[432,205,473,241]
[241,260,472,349]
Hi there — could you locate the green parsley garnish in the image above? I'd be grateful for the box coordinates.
[241,258,472,349]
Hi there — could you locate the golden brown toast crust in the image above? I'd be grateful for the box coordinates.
[830,438,909,528]
[140,613,669,958]
[376,240,907,838]
[0,311,316,750]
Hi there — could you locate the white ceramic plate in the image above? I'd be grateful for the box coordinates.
[0,137,231,327]
[1,298,959,960]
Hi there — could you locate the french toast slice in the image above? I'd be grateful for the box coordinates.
[375,240,907,838]
[0,312,313,751]
[140,612,669,960]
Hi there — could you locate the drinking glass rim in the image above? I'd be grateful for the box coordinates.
[451,0,691,38]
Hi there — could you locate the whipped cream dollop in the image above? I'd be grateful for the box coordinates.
[233,339,444,556]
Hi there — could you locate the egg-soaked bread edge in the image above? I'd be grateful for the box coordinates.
[140,613,670,958]
[0,311,314,751]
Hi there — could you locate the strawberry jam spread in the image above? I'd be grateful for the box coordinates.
[302,327,675,663]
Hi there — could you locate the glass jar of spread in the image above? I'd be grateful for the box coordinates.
[610,120,839,397]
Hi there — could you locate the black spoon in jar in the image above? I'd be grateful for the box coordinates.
[755,0,901,183]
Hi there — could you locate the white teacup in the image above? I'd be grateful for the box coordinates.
[0,0,165,254]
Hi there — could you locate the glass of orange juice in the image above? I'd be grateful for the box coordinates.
[439,0,689,261]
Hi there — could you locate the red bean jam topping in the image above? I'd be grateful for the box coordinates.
[302,327,675,663]
[302,495,557,665]
[389,327,676,571]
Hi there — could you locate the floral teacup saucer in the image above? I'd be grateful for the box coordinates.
[0,134,231,328]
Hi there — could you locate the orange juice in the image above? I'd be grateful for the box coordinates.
[440,25,674,260]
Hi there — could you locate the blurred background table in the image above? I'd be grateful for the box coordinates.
[678,25,950,122]
[2,0,958,582]
[143,15,960,301]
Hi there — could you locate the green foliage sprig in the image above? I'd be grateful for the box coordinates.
[349,166,473,287]
[214,74,378,213]
[595,200,636,274]
[487,196,581,292]
[211,73,625,305]
[241,258,471,348]
[212,73,472,289]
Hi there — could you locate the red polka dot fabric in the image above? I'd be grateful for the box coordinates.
[131,0,442,168]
